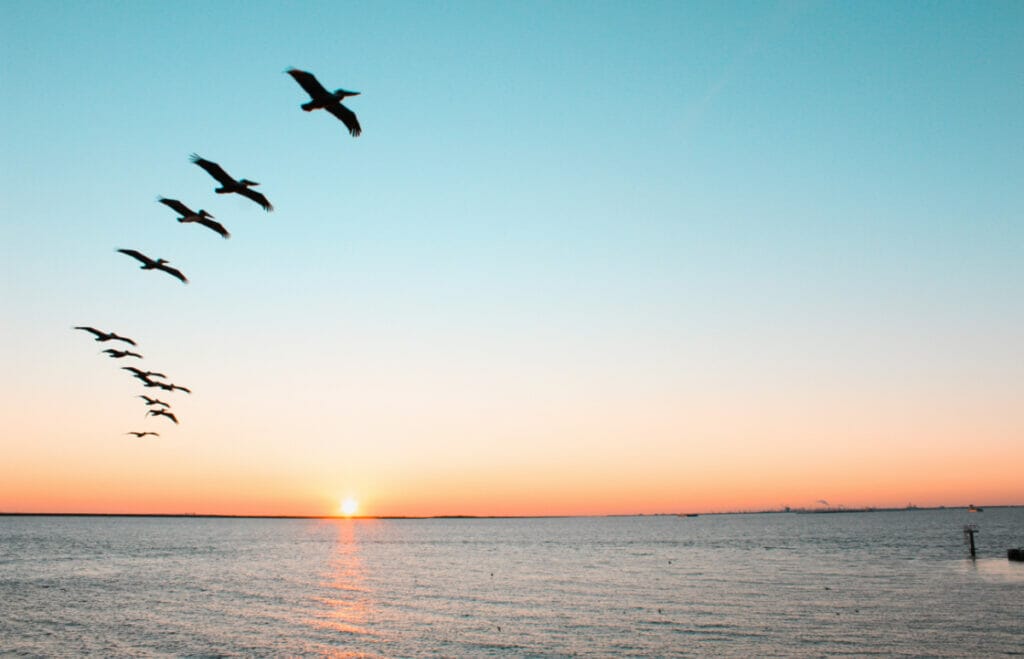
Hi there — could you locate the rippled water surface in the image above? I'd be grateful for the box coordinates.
[2,510,1022,656]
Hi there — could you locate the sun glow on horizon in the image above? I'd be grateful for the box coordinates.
[341,498,359,517]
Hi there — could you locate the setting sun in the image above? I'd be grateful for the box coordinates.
[340,498,359,517]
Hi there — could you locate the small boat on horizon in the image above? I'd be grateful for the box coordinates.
[967,504,983,513]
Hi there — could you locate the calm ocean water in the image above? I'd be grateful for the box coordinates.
[1,510,1021,656]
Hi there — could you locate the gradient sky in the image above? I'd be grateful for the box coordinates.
[2,1,1022,516]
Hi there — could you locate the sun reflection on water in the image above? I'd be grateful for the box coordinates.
[306,520,384,653]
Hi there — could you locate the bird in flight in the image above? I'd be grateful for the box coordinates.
[117,249,188,284]
[102,348,143,359]
[74,326,136,345]
[286,68,362,137]
[126,431,159,438]
[191,155,273,211]
[147,408,179,424]
[158,198,231,239]
[156,382,192,394]
[122,366,167,381]
[138,395,170,408]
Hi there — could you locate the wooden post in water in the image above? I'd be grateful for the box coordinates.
[963,524,978,559]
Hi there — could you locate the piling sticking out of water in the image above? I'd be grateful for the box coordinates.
[964,525,979,558]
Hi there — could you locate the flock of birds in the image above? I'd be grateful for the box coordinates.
[73,69,362,439]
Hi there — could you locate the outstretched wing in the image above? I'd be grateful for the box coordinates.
[148,409,178,423]
[74,326,104,338]
[110,333,137,346]
[190,154,235,186]
[287,68,331,101]
[158,197,194,216]
[326,102,362,137]
[240,187,273,212]
[156,262,189,284]
[195,216,231,239]
[117,248,153,266]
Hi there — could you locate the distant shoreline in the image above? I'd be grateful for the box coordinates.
[1,506,1019,520]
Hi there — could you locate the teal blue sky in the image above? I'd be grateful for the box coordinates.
[2,1,1022,513]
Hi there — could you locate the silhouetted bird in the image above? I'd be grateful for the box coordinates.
[122,366,167,380]
[126,431,159,438]
[190,155,273,211]
[286,68,362,137]
[125,372,158,386]
[138,395,170,408]
[117,249,188,284]
[148,408,179,424]
[156,382,191,394]
[158,197,230,239]
[74,326,136,345]
[102,348,143,359]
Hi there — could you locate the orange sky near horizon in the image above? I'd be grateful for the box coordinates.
[3,350,1022,517]
[3,389,1021,517]
[3,334,1021,517]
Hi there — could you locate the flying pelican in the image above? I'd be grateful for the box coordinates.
[286,68,362,137]
[74,326,136,345]
[148,408,179,424]
[122,366,167,380]
[138,395,170,407]
[102,348,143,359]
[124,368,165,387]
[190,155,273,211]
[158,197,231,239]
[156,382,191,394]
[117,249,188,284]
[126,431,159,438]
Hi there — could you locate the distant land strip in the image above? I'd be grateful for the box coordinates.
[0,506,1018,519]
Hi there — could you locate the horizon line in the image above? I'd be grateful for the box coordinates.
[1,504,1018,520]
